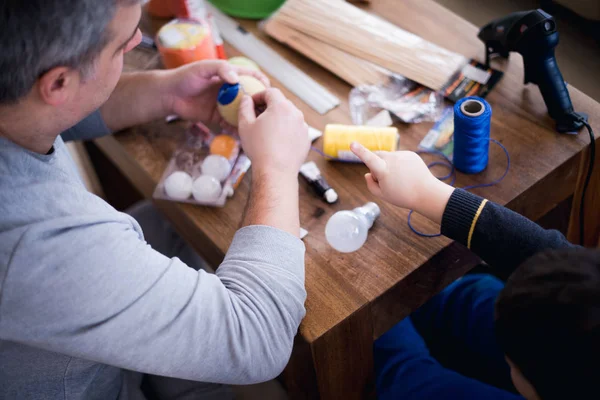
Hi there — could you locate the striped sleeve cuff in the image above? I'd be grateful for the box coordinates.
[441,189,488,248]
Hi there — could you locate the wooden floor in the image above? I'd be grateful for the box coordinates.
[434,0,600,102]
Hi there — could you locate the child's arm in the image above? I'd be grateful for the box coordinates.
[350,143,576,269]
[441,188,575,268]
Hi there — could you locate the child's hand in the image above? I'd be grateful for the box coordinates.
[350,142,454,224]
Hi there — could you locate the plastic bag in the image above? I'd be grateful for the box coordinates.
[154,123,250,207]
[418,106,455,159]
[350,74,444,124]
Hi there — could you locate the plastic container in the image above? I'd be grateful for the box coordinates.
[208,0,286,19]
[156,19,217,69]
[349,74,445,124]
[323,124,399,162]
[154,123,245,207]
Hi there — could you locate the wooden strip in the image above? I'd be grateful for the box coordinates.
[269,0,467,91]
[263,18,389,87]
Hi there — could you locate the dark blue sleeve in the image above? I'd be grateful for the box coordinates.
[61,111,112,142]
[441,189,577,269]
[375,316,523,400]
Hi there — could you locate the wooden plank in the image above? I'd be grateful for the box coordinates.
[268,0,468,91]
[263,19,390,87]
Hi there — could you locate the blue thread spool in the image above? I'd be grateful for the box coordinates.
[453,97,492,174]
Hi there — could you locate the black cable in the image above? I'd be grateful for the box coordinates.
[578,120,595,246]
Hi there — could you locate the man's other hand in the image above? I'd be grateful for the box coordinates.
[162,60,270,124]
[238,89,309,179]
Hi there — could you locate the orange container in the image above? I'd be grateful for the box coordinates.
[156,19,217,69]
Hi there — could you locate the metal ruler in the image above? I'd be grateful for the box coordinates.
[207,4,340,115]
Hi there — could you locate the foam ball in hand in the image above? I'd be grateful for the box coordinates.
[217,76,266,127]
[164,171,193,200]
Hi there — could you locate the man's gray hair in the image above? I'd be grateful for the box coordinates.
[0,0,140,104]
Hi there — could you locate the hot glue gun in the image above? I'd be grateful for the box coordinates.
[478,9,587,133]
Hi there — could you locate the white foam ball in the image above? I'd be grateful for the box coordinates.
[164,171,193,200]
[192,175,222,203]
[201,155,232,182]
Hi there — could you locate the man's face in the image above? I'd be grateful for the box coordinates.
[69,3,142,118]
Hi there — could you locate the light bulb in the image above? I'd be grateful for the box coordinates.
[192,175,222,203]
[201,154,232,182]
[325,202,380,253]
[164,171,193,200]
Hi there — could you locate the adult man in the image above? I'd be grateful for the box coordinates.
[0,0,310,399]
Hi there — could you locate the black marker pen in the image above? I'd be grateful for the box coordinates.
[300,162,339,204]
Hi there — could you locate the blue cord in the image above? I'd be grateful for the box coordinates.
[453,97,492,174]
[408,138,511,237]
[409,97,505,237]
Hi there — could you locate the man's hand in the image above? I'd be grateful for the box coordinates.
[162,60,270,124]
[237,89,309,237]
[350,142,454,224]
[238,89,309,178]
[101,61,269,132]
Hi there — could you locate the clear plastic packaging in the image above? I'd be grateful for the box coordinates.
[350,74,445,125]
[154,123,249,207]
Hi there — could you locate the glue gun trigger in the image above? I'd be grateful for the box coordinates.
[484,42,509,67]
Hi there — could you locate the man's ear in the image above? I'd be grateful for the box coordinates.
[37,67,80,106]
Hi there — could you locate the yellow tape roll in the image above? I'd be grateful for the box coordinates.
[323,124,399,161]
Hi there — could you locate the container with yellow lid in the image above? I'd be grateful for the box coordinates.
[323,124,399,162]
[156,19,217,69]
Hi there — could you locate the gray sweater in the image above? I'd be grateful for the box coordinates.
[0,112,307,399]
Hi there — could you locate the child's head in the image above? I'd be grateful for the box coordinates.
[495,249,600,400]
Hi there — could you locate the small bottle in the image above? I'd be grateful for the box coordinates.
[325,202,381,253]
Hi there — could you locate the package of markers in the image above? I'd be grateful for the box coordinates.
[154,123,251,207]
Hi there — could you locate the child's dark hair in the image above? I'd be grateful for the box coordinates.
[495,249,600,400]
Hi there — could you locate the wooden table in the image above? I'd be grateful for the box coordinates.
[97,0,600,398]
